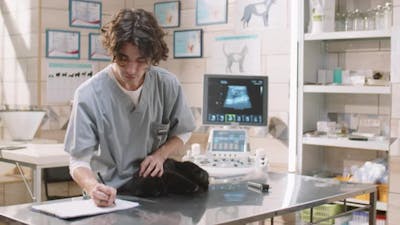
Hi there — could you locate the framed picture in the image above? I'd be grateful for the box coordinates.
[88,33,110,61]
[173,29,203,58]
[69,0,102,29]
[196,0,228,25]
[154,1,180,28]
[46,29,80,59]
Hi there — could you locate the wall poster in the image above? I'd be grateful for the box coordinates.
[47,62,93,104]
[69,0,102,29]
[207,34,261,75]
[46,29,80,59]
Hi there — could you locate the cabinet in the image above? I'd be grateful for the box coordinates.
[296,0,393,213]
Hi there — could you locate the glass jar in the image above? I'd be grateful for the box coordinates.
[335,12,346,31]
[364,9,376,30]
[352,9,364,31]
[383,2,393,29]
[375,5,384,30]
[344,11,353,31]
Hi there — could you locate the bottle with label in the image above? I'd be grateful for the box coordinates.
[310,0,324,33]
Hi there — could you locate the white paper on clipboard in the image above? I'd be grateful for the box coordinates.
[31,198,139,219]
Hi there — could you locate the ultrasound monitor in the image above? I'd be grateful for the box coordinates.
[203,74,268,126]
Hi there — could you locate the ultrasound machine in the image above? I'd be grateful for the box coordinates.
[184,74,269,177]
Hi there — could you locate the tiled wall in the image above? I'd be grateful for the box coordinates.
[0,0,40,106]
[0,0,131,172]
[0,0,293,170]
[0,0,292,208]
[133,0,292,167]
[0,0,399,222]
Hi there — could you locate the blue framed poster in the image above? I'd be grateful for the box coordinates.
[154,1,180,28]
[173,29,203,58]
[46,29,80,59]
[196,0,228,25]
[69,0,102,29]
[88,33,110,61]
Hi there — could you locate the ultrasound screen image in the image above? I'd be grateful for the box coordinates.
[223,85,252,110]
[203,75,268,126]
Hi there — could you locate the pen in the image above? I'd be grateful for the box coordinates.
[97,172,115,204]
[247,181,270,193]
[97,172,106,185]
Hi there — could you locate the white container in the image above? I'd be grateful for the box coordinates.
[0,110,45,141]
[309,0,336,33]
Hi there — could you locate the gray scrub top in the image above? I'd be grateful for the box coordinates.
[64,65,195,188]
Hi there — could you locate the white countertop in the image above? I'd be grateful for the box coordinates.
[0,143,69,166]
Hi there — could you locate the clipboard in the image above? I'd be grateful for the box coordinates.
[31,198,139,219]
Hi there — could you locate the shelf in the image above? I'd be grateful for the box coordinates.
[304,30,391,41]
[343,198,387,211]
[302,136,389,151]
[303,85,391,94]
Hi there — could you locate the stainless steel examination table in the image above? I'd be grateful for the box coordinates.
[0,171,377,225]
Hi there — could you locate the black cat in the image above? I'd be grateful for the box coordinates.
[118,159,209,197]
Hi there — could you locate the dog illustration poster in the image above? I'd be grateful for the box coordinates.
[47,62,93,104]
[236,0,286,30]
[207,34,260,75]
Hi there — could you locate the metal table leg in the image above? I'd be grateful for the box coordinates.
[34,166,42,202]
[15,162,36,201]
[369,190,377,225]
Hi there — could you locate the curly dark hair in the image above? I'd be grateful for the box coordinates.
[101,8,169,65]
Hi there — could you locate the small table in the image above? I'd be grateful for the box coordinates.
[0,143,69,202]
[0,172,377,225]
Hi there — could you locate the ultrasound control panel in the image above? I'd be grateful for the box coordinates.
[187,154,257,177]
[195,156,254,168]
[184,129,268,177]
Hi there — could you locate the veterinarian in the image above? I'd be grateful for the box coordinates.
[64,8,195,207]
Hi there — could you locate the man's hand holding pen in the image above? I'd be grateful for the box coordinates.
[88,173,117,207]
[90,183,116,207]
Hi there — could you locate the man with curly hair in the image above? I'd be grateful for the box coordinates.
[64,9,195,207]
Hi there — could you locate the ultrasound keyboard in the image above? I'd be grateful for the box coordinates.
[187,154,261,177]
[184,129,268,177]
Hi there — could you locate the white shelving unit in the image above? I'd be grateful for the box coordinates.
[296,0,393,216]
[303,136,390,151]
[304,30,391,41]
[303,85,391,94]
